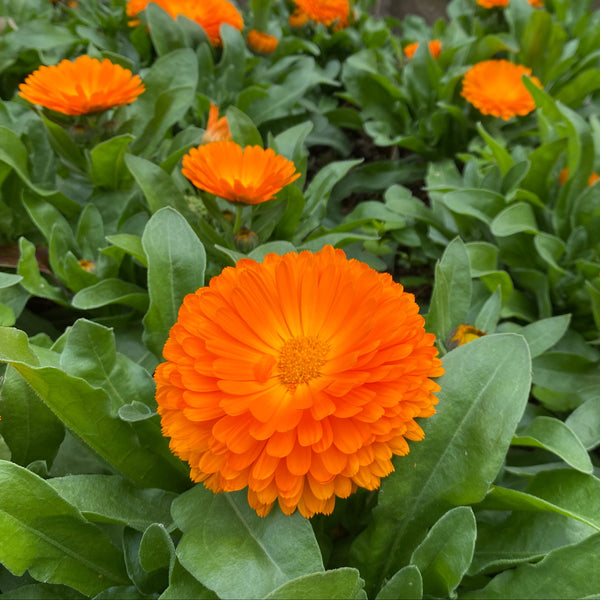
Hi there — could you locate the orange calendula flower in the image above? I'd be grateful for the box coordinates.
[182,141,300,205]
[126,0,243,45]
[19,56,145,116]
[404,39,442,60]
[448,325,486,350]
[154,246,444,518]
[201,103,231,144]
[461,59,542,120]
[478,0,544,6]
[289,8,309,27]
[248,29,279,54]
[294,0,350,28]
[559,167,599,186]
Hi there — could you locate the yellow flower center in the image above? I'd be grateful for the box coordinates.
[277,336,329,390]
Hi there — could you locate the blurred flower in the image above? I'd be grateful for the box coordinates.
[559,167,600,186]
[126,0,243,45]
[78,259,96,272]
[182,141,300,205]
[448,325,486,350]
[293,0,350,28]
[233,227,259,252]
[248,29,279,54]
[201,103,231,144]
[478,0,544,6]
[19,56,145,116]
[288,8,309,27]
[461,59,541,120]
[403,40,442,59]
[154,245,444,517]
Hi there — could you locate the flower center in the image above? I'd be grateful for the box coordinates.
[277,336,329,390]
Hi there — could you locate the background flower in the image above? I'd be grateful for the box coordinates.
[293,0,350,28]
[403,39,442,59]
[155,246,444,517]
[182,141,300,204]
[461,59,542,120]
[19,55,144,115]
[248,29,279,54]
[201,103,231,144]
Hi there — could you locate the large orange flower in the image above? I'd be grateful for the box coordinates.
[461,59,542,120]
[294,0,350,28]
[19,56,144,116]
[126,0,243,45]
[154,246,444,518]
[182,141,300,205]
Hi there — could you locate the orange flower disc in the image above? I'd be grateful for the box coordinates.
[294,0,350,28]
[248,29,279,54]
[182,141,300,205]
[19,56,145,116]
[461,59,542,120]
[404,40,442,60]
[154,246,444,518]
[126,0,243,45]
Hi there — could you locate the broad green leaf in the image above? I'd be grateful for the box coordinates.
[172,486,323,599]
[512,416,593,473]
[427,237,472,343]
[226,106,263,147]
[146,2,186,55]
[0,583,85,599]
[376,565,422,600]
[71,279,148,311]
[350,334,531,596]
[159,560,218,600]
[139,523,174,572]
[490,202,539,236]
[516,314,570,358]
[0,327,189,492]
[125,154,189,215]
[142,208,206,357]
[476,123,513,176]
[0,461,128,596]
[461,533,600,599]
[410,507,476,598]
[263,569,366,600]
[0,365,64,467]
[90,135,133,190]
[0,273,22,288]
[105,234,147,266]
[49,474,176,531]
[474,287,502,333]
[443,190,505,225]
[565,397,600,450]
[480,470,600,532]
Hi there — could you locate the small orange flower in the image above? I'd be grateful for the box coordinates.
[461,59,542,120]
[155,246,444,517]
[126,0,243,45]
[293,0,350,28]
[248,29,279,54]
[559,167,599,186]
[182,141,300,205]
[404,40,442,60]
[447,325,486,350]
[288,8,309,27]
[201,103,231,144]
[78,259,96,272]
[19,56,145,116]
[477,0,509,6]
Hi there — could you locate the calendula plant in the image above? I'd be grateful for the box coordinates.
[0,1,599,599]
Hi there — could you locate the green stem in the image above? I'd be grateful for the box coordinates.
[233,204,244,235]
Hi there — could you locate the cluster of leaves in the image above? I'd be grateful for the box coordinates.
[0,0,599,599]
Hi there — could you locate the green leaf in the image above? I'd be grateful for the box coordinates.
[565,397,600,450]
[476,123,513,176]
[226,106,263,147]
[105,234,147,266]
[442,190,505,225]
[41,116,86,172]
[146,2,186,55]
[490,202,539,236]
[171,486,324,599]
[410,507,476,598]
[49,474,176,532]
[350,334,531,596]
[125,154,189,215]
[90,135,133,190]
[427,237,472,343]
[142,207,206,357]
[512,416,592,473]
[0,273,22,288]
[516,314,570,358]
[0,583,86,599]
[0,460,128,596]
[0,365,64,467]
[376,565,422,600]
[461,533,600,599]
[263,569,366,600]
[555,69,600,108]
[159,560,217,600]
[0,327,189,492]
[474,287,502,334]
[139,523,174,572]
[71,279,148,311]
